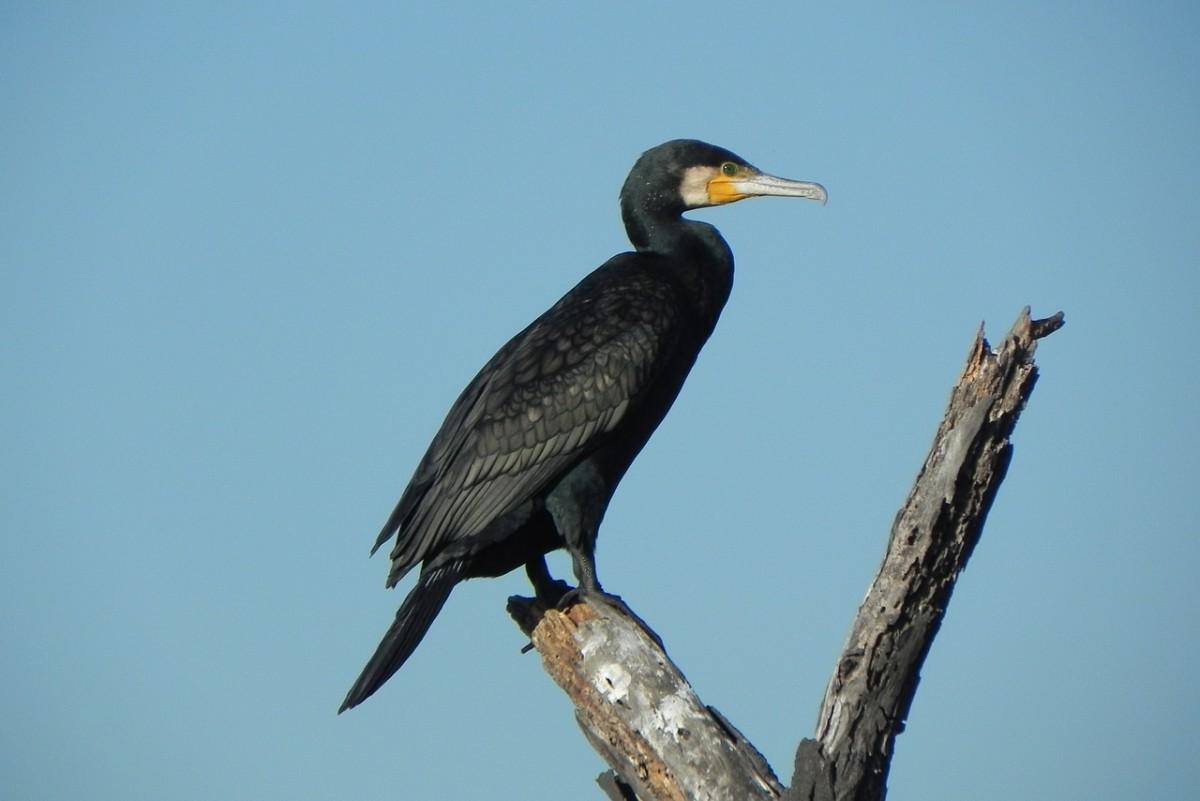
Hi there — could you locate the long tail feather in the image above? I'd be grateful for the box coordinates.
[338,560,465,712]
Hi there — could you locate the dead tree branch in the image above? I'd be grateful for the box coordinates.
[510,307,1064,801]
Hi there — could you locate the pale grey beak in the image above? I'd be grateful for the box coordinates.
[734,172,828,204]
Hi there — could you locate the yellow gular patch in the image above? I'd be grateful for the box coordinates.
[706,174,748,205]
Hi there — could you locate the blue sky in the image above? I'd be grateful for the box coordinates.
[3,3,1197,800]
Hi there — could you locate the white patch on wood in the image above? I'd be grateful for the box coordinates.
[656,690,694,742]
[594,662,632,704]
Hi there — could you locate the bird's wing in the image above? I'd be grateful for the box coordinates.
[379,256,685,582]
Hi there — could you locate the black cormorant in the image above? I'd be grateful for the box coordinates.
[340,139,826,712]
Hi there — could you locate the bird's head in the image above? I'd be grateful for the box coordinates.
[621,139,827,217]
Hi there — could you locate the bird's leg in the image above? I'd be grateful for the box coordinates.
[562,546,665,650]
[509,557,573,649]
[546,461,607,602]
[525,556,573,607]
[546,544,599,610]
[543,462,661,643]
[568,546,603,595]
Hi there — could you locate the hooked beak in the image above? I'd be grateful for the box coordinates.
[708,170,828,205]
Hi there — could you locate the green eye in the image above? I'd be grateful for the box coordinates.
[721,162,738,176]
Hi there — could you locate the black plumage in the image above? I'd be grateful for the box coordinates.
[340,140,825,712]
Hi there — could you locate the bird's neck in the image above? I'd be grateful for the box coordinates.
[631,216,734,334]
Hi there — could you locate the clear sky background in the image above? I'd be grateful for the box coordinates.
[3,3,1197,800]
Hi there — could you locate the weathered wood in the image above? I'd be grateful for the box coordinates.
[506,596,785,801]
[597,770,639,801]
[511,308,1064,801]
[788,307,1063,801]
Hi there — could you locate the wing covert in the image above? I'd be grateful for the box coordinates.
[382,257,686,577]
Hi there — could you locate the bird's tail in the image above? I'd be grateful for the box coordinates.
[338,560,465,713]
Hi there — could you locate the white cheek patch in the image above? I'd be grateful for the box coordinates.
[679,165,715,207]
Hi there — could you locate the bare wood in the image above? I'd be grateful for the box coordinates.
[506,596,785,801]
[510,308,1064,801]
[787,307,1064,801]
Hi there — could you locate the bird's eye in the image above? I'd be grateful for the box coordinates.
[720,162,738,177]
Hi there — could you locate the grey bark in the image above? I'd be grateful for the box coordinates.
[509,307,1064,801]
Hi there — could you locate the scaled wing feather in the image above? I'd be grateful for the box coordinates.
[380,259,683,579]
